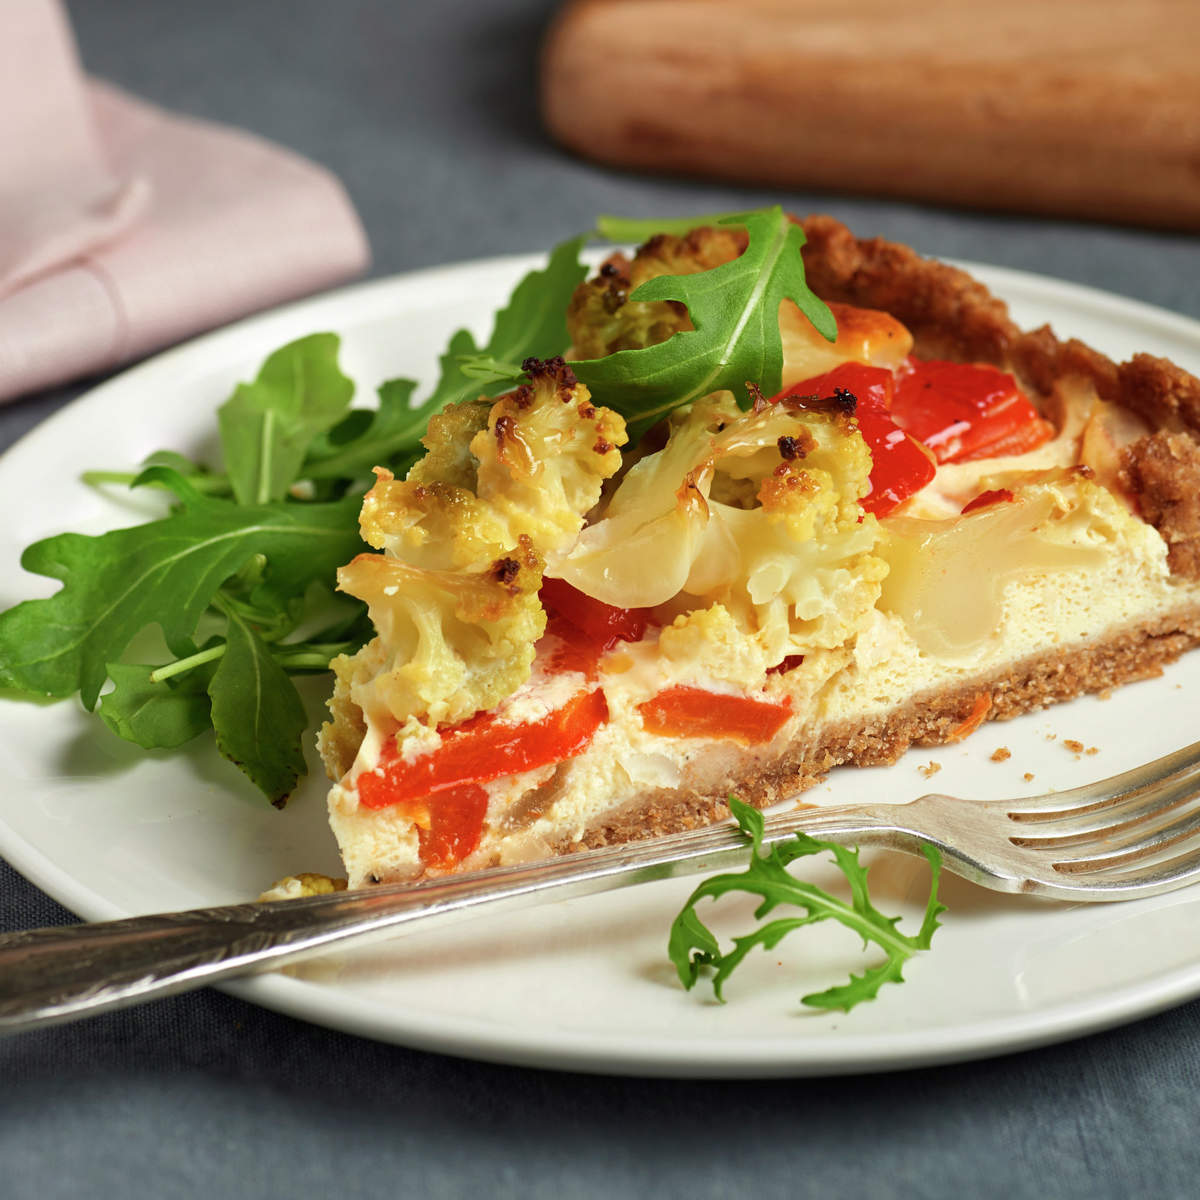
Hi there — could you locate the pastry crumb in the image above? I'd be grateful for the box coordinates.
[258,873,348,902]
[990,747,1012,762]
[1023,772,1035,782]
[1063,739,1085,757]
[918,761,942,778]
[1086,746,1099,756]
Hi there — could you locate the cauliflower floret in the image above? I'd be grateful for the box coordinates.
[365,359,625,563]
[334,543,545,730]
[470,358,625,553]
[566,227,747,359]
[320,359,627,758]
[407,399,492,490]
[552,391,887,678]
[357,474,516,572]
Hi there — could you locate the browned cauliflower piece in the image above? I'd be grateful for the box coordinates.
[333,539,545,730]
[552,391,884,679]
[407,399,492,491]
[566,226,747,359]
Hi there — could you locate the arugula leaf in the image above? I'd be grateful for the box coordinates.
[421,233,588,408]
[302,376,422,483]
[0,473,364,709]
[208,606,309,807]
[574,206,836,438]
[97,662,213,749]
[218,333,355,505]
[669,799,945,1012]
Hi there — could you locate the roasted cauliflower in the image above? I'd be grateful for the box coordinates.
[320,359,627,765]
[551,390,886,682]
[333,541,545,730]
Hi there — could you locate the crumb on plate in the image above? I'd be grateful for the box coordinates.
[258,873,348,902]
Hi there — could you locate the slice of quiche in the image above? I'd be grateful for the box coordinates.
[318,217,1200,887]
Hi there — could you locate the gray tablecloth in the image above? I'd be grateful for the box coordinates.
[5,3,1200,1197]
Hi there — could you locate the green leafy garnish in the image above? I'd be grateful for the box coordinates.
[573,206,836,438]
[97,662,214,750]
[301,376,424,485]
[218,333,356,505]
[0,460,366,804]
[207,604,311,804]
[0,237,590,805]
[0,468,364,709]
[670,800,945,1012]
[423,232,589,407]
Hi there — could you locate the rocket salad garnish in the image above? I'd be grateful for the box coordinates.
[670,800,944,1013]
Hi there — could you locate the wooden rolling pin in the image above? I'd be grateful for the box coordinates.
[541,0,1200,229]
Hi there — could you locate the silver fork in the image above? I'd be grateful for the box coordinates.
[5,737,1200,1034]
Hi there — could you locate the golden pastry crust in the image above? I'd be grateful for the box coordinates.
[799,215,1017,365]
[1121,432,1200,580]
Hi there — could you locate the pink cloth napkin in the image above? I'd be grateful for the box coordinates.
[0,0,370,401]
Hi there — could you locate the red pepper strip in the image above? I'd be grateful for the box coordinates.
[417,783,489,869]
[853,403,938,517]
[961,487,1015,514]
[774,362,936,518]
[539,578,652,677]
[637,686,792,745]
[891,359,1053,464]
[356,687,609,811]
[540,577,650,648]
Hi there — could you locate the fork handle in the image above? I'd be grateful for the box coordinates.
[0,811,906,1034]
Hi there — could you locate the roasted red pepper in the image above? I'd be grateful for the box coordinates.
[891,359,1052,464]
[637,686,792,744]
[540,577,650,656]
[776,362,936,517]
[416,783,489,868]
[356,687,609,814]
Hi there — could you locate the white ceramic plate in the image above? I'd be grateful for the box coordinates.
[3,255,1200,1078]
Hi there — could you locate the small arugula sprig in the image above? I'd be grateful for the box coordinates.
[670,799,945,1012]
